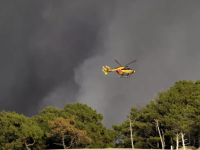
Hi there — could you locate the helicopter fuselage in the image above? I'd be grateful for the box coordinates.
[115,66,135,75]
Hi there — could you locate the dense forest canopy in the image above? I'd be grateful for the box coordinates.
[0,80,200,150]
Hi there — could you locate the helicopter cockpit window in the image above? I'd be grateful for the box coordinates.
[122,68,131,70]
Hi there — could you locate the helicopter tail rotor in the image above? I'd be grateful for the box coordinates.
[102,66,110,75]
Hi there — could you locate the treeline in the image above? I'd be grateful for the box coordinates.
[113,80,200,149]
[0,80,200,150]
[0,103,115,150]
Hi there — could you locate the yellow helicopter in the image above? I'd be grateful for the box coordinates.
[102,59,137,78]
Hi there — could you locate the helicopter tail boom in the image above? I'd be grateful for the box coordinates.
[102,65,119,75]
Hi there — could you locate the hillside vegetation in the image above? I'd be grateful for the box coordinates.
[0,80,200,150]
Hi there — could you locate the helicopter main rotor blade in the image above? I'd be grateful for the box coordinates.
[125,60,137,66]
[115,59,123,66]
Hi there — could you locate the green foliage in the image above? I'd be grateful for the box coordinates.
[113,80,200,149]
[0,111,43,150]
[32,106,63,149]
[135,141,148,148]
[33,106,63,133]
[62,103,116,148]
[1,79,200,149]
[31,103,116,149]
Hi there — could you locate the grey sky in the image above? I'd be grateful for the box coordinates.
[0,0,200,128]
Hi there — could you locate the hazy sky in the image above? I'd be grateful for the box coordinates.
[1,0,200,128]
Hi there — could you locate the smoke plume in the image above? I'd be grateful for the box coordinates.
[74,0,200,127]
[1,0,200,128]
[0,0,114,116]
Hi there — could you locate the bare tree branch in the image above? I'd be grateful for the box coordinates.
[147,141,157,149]
[154,119,165,150]
[66,135,76,149]
[25,139,35,150]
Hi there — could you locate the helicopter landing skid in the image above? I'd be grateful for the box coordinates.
[117,75,130,78]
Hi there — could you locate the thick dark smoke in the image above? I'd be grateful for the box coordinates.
[0,0,114,116]
[1,0,200,128]
[74,0,200,127]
